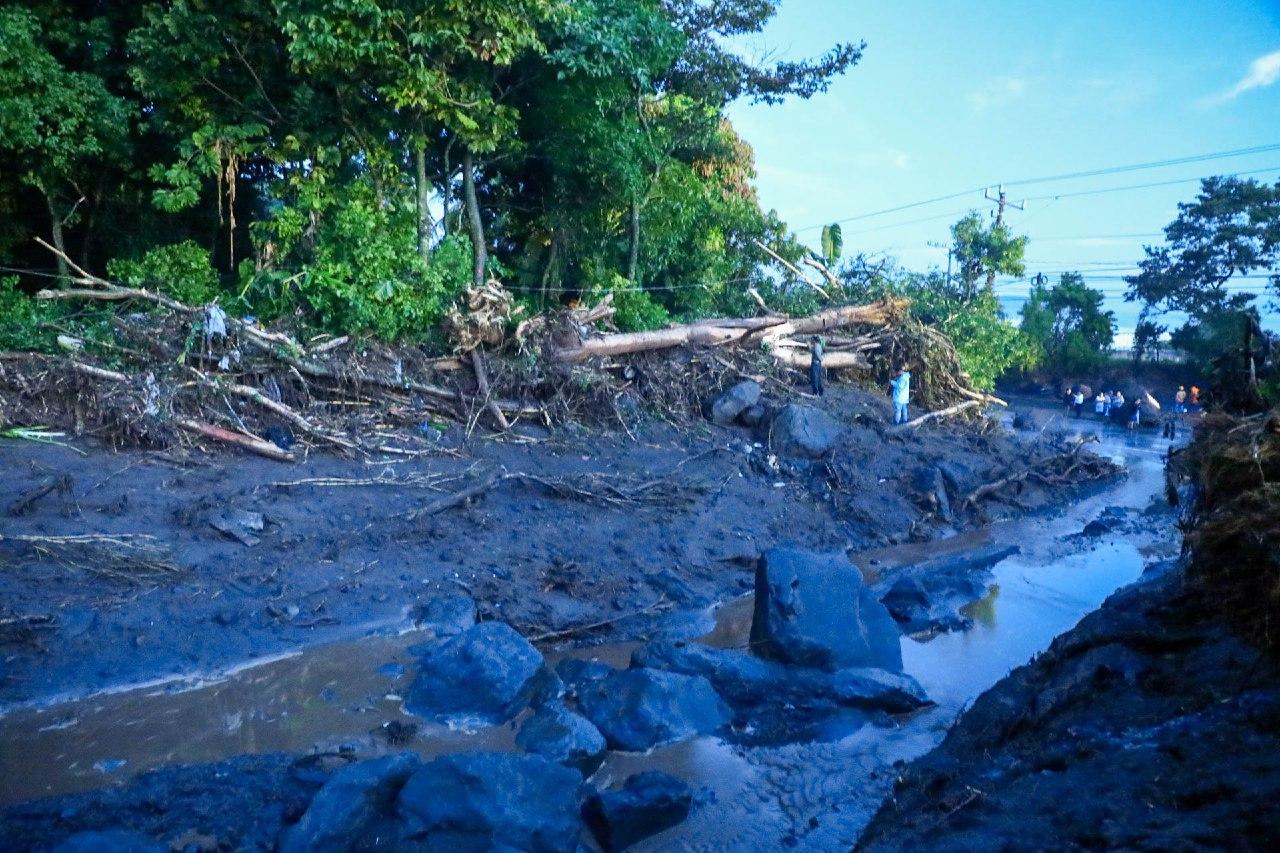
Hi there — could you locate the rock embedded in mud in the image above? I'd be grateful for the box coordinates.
[52,830,165,853]
[583,771,694,851]
[709,380,762,426]
[411,594,476,637]
[516,703,608,773]
[404,621,549,725]
[751,547,903,672]
[577,668,732,751]
[876,544,1018,635]
[633,641,929,717]
[397,752,584,852]
[768,404,843,459]
[555,657,617,699]
[280,752,420,853]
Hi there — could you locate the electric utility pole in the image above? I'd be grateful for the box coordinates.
[983,184,1024,292]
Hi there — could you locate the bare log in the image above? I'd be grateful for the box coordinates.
[551,324,751,362]
[900,399,982,428]
[172,417,294,461]
[769,346,870,371]
[802,256,842,290]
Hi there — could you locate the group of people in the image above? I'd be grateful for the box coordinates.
[1063,382,1200,433]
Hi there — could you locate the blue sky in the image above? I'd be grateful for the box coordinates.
[727,1,1280,342]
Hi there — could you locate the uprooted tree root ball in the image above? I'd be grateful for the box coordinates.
[1174,409,1280,653]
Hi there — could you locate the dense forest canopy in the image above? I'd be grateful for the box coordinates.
[0,0,863,339]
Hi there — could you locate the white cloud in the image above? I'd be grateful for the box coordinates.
[967,77,1028,112]
[1201,49,1280,106]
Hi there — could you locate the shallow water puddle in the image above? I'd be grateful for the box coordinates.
[0,425,1178,848]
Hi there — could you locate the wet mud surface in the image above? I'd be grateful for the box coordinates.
[1,389,1193,850]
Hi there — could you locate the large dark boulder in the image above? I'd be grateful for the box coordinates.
[583,771,694,851]
[53,832,164,853]
[750,547,902,672]
[577,668,731,751]
[397,752,584,852]
[280,753,420,853]
[516,704,607,774]
[633,641,928,716]
[404,621,548,725]
[709,380,762,426]
[768,404,843,459]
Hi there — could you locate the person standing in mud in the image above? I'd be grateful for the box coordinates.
[890,364,912,424]
[809,336,825,397]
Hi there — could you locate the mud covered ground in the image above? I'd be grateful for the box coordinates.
[858,561,1280,851]
[0,387,1111,710]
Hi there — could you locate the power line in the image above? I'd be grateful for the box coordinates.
[796,141,1280,231]
[1020,166,1280,203]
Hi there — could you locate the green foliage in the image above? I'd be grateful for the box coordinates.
[844,265,1038,391]
[1126,176,1280,319]
[107,242,221,306]
[820,223,842,266]
[603,276,671,331]
[1020,272,1116,375]
[951,211,1028,300]
[0,277,53,352]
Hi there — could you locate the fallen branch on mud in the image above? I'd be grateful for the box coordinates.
[172,417,294,462]
[406,469,504,520]
[527,595,671,643]
[961,436,1108,508]
[0,533,182,582]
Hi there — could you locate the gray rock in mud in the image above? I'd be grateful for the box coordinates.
[577,668,732,751]
[876,543,1018,635]
[750,547,903,672]
[411,595,476,637]
[53,831,165,853]
[709,380,762,426]
[556,657,617,699]
[633,641,928,715]
[280,752,420,853]
[583,771,694,851]
[910,465,952,521]
[768,404,843,458]
[516,704,608,773]
[404,621,548,725]
[397,752,584,852]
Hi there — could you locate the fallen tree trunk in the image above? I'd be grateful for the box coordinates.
[769,347,871,371]
[901,399,982,428]
[550,298,905,363]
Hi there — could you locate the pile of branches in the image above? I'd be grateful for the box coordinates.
[0,241,996,460]
[1175,408,1280,652]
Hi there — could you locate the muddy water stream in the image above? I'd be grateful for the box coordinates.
[0,424,1178,849]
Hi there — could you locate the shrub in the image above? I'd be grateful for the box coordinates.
[106,241,221,306]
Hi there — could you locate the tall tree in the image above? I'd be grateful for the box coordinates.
[1020,272,1115,374]
[950,211,1027,301]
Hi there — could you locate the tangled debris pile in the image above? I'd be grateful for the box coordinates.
[1173,407,1280,652]
[0,245,998,460]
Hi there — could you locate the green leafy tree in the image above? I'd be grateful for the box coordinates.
[1020,272,1116,375]
[950,211,1027,301]
[1126,176,1280,400]
[0,6,130,281]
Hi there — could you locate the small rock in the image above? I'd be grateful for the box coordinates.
[411,595,476,638]
[583,771,694,851]
[709,380,762,426]
[577,668,731,751]
[516,704,607,773]
[397,752,584,852]
[738,402,769,428]
[556,658,617,699]
[404,622,549,725]
[280,753,420,853]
